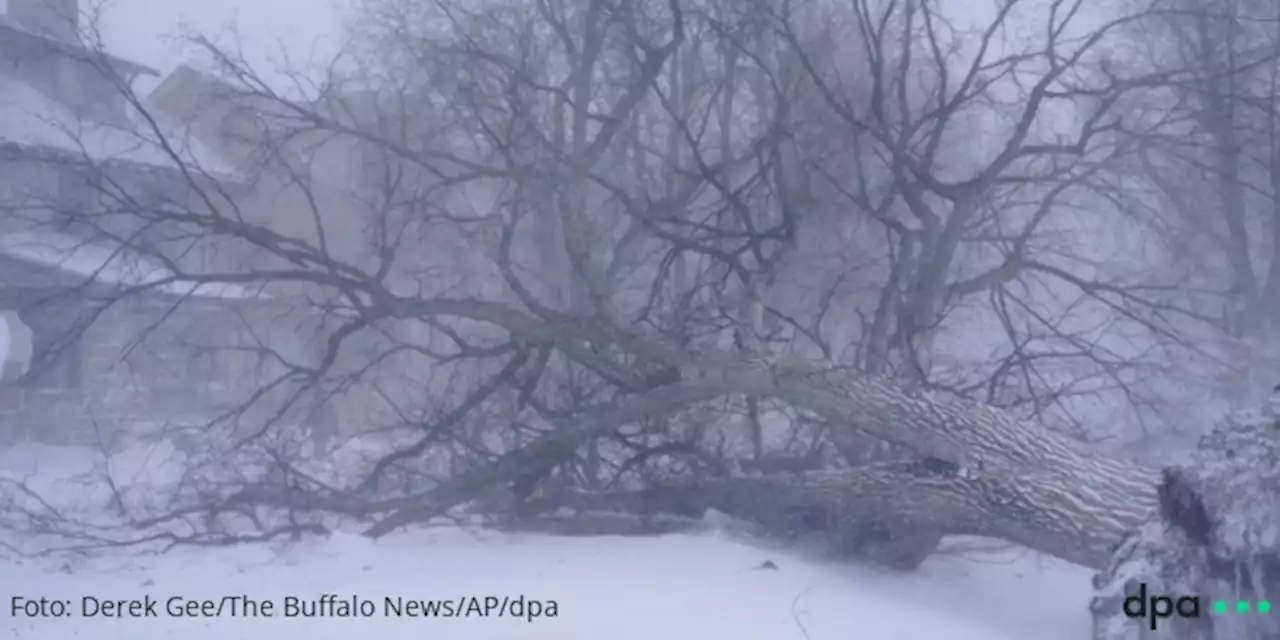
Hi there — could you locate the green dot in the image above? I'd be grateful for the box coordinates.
[1261,601,1272,614]
[1216,601,1229,614]
[1239,601,1251,613]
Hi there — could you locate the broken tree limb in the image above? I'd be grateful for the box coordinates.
[359,378,727,538]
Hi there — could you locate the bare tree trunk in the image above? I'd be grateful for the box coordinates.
[741,357,1162,568]
[365,350,1161,570]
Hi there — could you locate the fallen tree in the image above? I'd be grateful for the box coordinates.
[489,456,1106,570]
[360,347,1162,571]
[0,0,1204,583]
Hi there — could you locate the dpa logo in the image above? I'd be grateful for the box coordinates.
[1122,583,1202,631]
[1121,582,1273,632]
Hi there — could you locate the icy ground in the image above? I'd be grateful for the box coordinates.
[0,444,1093,640]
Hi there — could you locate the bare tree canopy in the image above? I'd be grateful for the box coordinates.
[4,0,1280,636]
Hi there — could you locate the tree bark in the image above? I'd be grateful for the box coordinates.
[686,354,1163,568]
[364,349,1162,571]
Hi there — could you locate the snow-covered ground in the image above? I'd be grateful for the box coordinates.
[0,443,1094,640]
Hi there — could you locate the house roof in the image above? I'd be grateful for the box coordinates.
[0,232,267,300]
[0,17,157,78]
[0,72,238,178]
[147,64,315,172]
[148,64,222,115]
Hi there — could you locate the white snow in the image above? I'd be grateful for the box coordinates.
[0,232,264,299]
[0,74,234,177]
[0,442,1095,640]
[3,530,1093,640]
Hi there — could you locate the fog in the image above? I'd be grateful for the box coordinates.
[100,0,342,81]
[2,0,1280,637]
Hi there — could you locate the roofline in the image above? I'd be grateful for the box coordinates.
[148,64,229,108]
[0,138,247,186]
[0,21,158,78]
[0,248,274,304]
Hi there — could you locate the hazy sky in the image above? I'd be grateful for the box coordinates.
[99,0,345,81]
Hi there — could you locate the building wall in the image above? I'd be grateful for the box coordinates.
[146,69,469,438]
[0,27,129,123]
[0,45,351,449]
[0,281,325,449]
[6,0,79,44]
